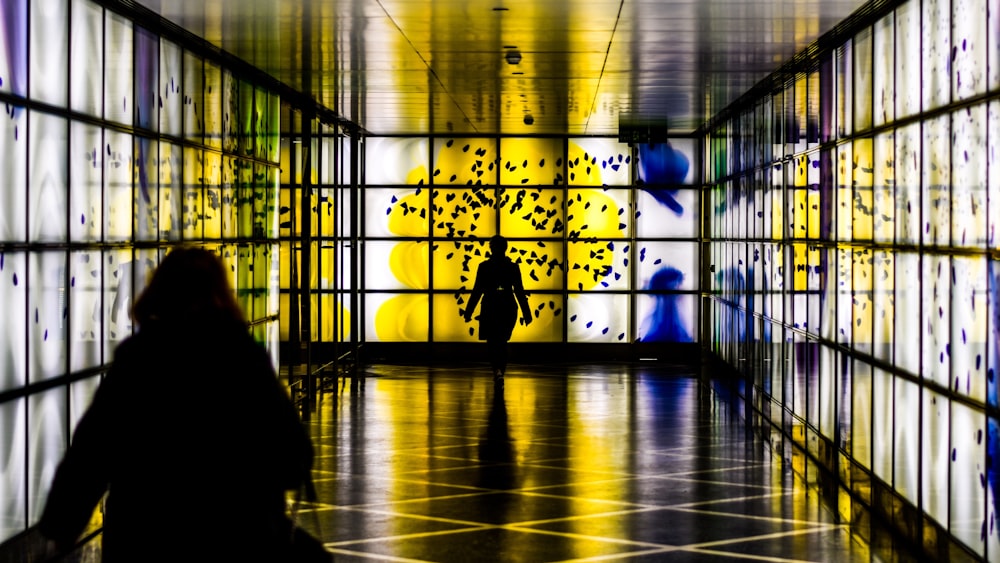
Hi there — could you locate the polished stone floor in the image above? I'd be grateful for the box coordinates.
[294,362,924,562]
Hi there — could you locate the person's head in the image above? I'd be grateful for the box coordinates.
[489,235,508,256]
[131,246,245,327]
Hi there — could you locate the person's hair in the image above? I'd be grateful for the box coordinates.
[131,246,246,327]
[489,235,508,255]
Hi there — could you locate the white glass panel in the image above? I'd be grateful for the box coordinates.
[820,247,837,341]
[991,0,1000,90]
[953,0,988,100]
[635,188,697,238]
[990,102,1000,249]
[894,252,920,376]
[367,138,430,185]
[69,0,102,116]
[183,51,203,144]
[951,400,987,558]
[952,105,987,248]
[106,131,133,242]
[923,0,952,111]
[567,293,629,343]
[895,123,921,244]
[893,377,920,504]
[69,122,103,241]
[365,187,429,237]
[853,27,873,132]
[105,249,134,346]
[69,375,100,428]
[27,388,67,523]
[0,0,27,96]
[922,388,950,527]
[637,292,695,343]
[134,27,158,131]
[28,252,67,383]
[160,39,182,137]
[566,188,629,240]
[895,1,921,119]
[836,42,853,137]
[0,252,27,391]
[0,399,27,539]
[851,360,872,469]
[923,254,951,388]
[923,115,951,246]
[872,13,894,127]
[872,250,893,364]
[28,112,67,242]
[871,367,892,483]
[953,256,987,402]
[69,250,102,372]
[0,104,27,240]
[28,0,67,107]
[568,137,631,186]
[104,12,132,125]
[635,241,697,291]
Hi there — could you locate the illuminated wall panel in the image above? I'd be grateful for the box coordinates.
[0,0,282,543]
[707,0,1000,557]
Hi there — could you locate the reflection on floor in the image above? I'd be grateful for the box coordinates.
[298,362,922,562]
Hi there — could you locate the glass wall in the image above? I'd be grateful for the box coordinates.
[0,0,281,542]
[706,0,1000,558]
[360,136,699,347]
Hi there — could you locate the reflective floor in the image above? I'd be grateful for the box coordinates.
[297,362,923,562]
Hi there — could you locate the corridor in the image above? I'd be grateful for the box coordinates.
[295,363,920,562]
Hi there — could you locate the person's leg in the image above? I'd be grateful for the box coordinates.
[488,338,506,380]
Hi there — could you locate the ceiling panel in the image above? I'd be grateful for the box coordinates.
[140,0,870,136]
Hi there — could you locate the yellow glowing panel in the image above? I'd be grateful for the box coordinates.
[568,241,629,292]
[792,243,808,291]
[432,138,498,185]
[566,188,629,238]
[499,188,565,238]
[431,188,496,239]
[432,239,485,291]
[567,138,631,186]
[506,241,564,291]
[500,138,565,185]
[318,294,351,342]
[852,138,874,241]
[182,147,203,240]
[367,293,428,342]
[852,249,873,346]
[433,293,477,342]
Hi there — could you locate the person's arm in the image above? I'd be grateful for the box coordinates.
[37,348,125,551]
[464,262,486,322]
[511,262,532,325]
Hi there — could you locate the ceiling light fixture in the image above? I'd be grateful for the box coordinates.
[505,49,522,65]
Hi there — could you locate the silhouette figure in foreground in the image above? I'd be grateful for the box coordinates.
[37,247,328,562]
[464,235,532,383]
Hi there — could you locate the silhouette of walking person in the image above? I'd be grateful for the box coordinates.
[35,247,329,562]
[464,235,532,383]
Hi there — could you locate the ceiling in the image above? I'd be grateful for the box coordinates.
[137,0,870,137]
